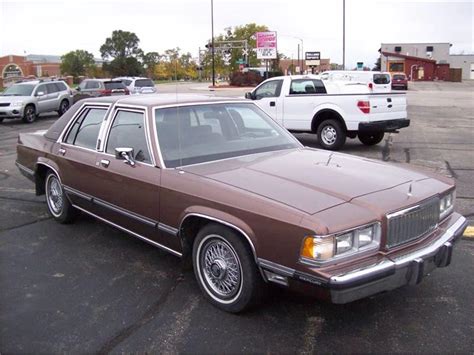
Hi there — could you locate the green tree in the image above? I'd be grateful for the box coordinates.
[60,50,96,77]
[373,57,381,71]
[142,52,162,79]
[100,30,144,76]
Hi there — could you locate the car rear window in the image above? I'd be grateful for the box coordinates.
[104,81,126,90]
[393,75,406,80]
[135,79,154,87]
[373,74,391,84]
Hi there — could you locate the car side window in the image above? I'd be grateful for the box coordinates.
[290,79,326,94]
[65,108,107,150]
[55,82,67,92]
[106,110,151,164]
[35,84,48,96]
[85,81,100,90]
[46,83,58,93]
[254,80,283,99]
[79,81,87,90]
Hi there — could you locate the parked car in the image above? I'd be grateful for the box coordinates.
[391,72,408,90]
[73,79,129,103]
[114,77,157,95]
[0,80,73,123]
[16,94,467,312]
[245,75,409,150]
[320,70,392,93]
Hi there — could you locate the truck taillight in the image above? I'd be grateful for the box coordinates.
[357,100,370,114]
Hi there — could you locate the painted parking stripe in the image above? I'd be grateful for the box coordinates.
[464,226,474,238]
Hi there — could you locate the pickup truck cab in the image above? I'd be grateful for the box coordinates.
[245,75,409,150]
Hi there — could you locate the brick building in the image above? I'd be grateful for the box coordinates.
[380,51,450,81]
[279,58,331,75]
[0,54,62,87]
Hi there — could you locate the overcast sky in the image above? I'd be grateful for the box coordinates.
[1,0,472,68]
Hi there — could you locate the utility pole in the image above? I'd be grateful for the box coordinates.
[297,43,300,74]
[211,0,215,86]
[342,0,346,70]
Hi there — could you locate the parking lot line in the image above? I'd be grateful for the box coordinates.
[463,226,474,238]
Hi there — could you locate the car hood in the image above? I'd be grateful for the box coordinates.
[0,95,30,103]
[182,148,432,214]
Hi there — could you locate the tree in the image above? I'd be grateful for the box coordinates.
[100,30,144,76]
[142,52,162,79]
[373,57,381,71]
[60,50,96,77]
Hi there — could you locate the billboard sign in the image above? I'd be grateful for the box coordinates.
[305,51,320,66]
[256,31,277,59]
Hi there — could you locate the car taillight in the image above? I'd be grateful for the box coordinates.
[357,100,370,114]
[368,82,373,90]
[124,88,130,95]
[100,89,112,96]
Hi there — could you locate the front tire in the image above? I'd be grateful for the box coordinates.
[45,172,75,223]
[358,132,385,146]
[22,105,36,124]
[317,119,346,150]
[193,223,263,313]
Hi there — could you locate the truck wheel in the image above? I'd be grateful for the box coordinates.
[358,132,385,146]
[0,118,4,123]
[317,119,346,150]
[22,105,36,124]
[45,172,75,223]
[193,223,263,313]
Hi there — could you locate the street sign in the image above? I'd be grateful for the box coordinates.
[305,51,320,66]
[357,62,364,71]
[236,58,245,64]
[256,31,277,59]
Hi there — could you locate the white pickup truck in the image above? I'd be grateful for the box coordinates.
[245,75,409,150]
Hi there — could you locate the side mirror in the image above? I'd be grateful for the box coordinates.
[115,147,135,166]
[36,91,45,97]
[76,87,81,91]
[245,92,255,100]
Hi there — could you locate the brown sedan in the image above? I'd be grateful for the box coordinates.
[16,94,467,312]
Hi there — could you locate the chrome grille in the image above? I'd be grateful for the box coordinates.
[387,198,439,248]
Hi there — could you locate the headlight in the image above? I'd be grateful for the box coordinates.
[439,190,455,220]
[11,102,23,107]
[301,222,381,265]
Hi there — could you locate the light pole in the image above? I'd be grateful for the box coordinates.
[211,0,215,87]
[342,0,345,70]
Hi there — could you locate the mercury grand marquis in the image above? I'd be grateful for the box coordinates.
[16,94,467,312]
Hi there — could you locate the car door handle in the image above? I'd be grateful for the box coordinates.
[100,159,110,168]
[270,101,276,107]
[58,148,66,155]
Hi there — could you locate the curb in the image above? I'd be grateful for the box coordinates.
[463,226,474,239]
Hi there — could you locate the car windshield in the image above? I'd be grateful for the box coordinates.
[155,103,300,168]
[135,79,154,87]
[104,81,125,90]
[393,75,406,80]
[2,84,35,96]
[373,74,391,84]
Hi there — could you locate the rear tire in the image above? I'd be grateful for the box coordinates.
[0,118,4,123]
[57,99,70,117]
[317,119,346,150]
[45,172,76,223]
[22,105,36,124]
[192,223,263,313]
[358,132,385,146]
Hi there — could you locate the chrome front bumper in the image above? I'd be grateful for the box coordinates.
[329,215,467,304]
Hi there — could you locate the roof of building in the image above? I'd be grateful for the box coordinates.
[380,51,437,63]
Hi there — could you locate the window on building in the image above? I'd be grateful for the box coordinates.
[394,46,402,52]
[389,62,404,72]
[426,46,434,52]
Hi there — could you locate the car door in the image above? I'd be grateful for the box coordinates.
[252,79,283,123]
[93,108,177,251]
[54,104,110,212]
[46,83,60,111]
[34,83,50,113]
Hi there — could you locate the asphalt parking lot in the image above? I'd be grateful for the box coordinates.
[1,81,473,353]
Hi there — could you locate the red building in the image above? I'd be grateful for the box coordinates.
[381,51,450,81]
[0,54,62,87]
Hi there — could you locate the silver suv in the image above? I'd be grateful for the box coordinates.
[0,80,73,124]
[115,77,157,95]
